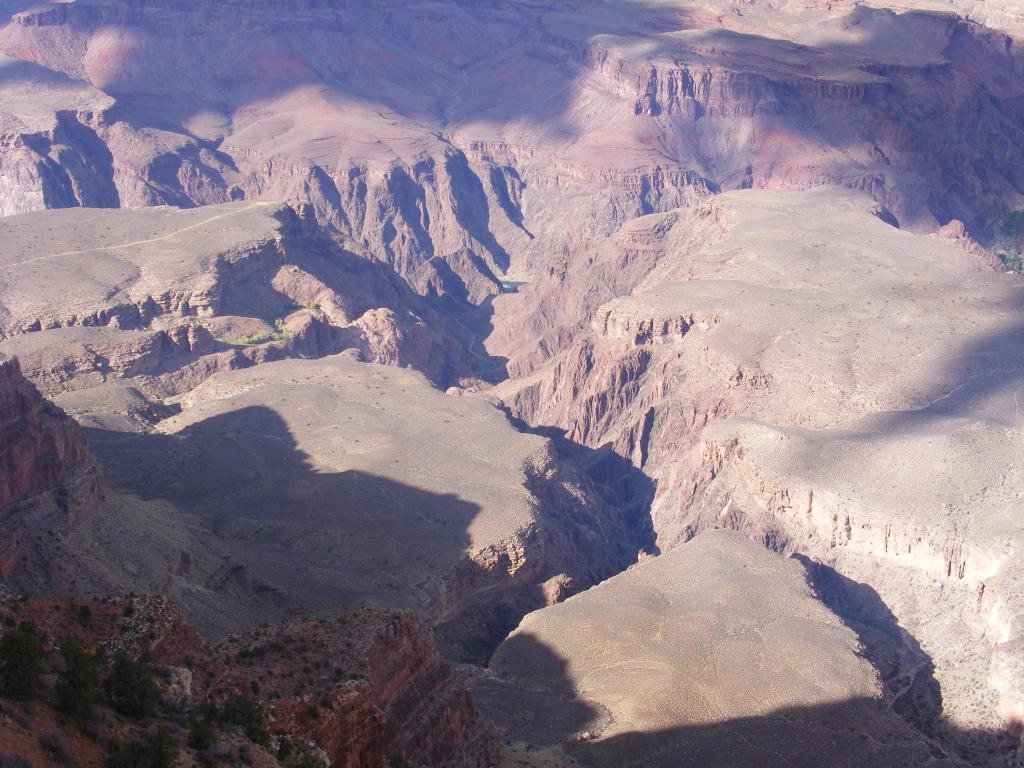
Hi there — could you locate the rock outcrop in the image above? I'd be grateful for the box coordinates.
[54,354,644,656]
[0,353,102,577]
[211,608,499,768]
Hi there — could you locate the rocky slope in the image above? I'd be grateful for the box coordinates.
[494,187,1024,765]
[2,0,1024,306]
[9,354,644,661]
[0,202,475,398]
[0,594,499,767]
[0,353,102,578]
[474,530,955,767]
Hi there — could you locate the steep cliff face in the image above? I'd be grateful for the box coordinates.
[210,609,499,767]
[495,188,1024,765]
[69,355,645,655]
[0,354,102,576]
[477,531,955,767]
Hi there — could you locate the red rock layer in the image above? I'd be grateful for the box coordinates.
[1,596,499,768]
[0,354,103,576]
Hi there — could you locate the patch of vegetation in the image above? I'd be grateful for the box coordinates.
[0,754,32,768]
[1000,210,1024,237]
[105,727,176,768]
[38,732,69,765]
[232,316,292,346]
[188,717,216,751]
[1001,251,1023,273]
[219,695,268,745]
[0,623,44,701]
[286,754,330,768]
[105,652,160,719]
[278,739,328,768]
[236,639,286,661]
[992,211,1024,272]
[56,639,102,725]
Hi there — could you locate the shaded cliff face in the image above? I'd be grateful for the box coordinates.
[0,595,499,768]
[210,608,499,768]
[2,0,1024,308]
[494,187,1024,765]
[0,354,102,576]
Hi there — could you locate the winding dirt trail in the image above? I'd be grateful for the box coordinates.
[14,202,277,266]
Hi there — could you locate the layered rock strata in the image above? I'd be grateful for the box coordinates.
[495,187,1024,764]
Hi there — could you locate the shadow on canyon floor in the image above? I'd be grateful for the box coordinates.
[796,556,1023,764]
[80,401,652,662]
[795,556,943,732]
[474,625,1019,768]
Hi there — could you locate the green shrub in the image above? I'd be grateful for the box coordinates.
[187,717,216,751]
[38,732,69,765]
[288,754,329,768]
[219,695,267,745]
[0,624,44,700]
[1000,210,1024,237]
[105,652,160,719]
[105,728,176,768]
[56,639,101,724]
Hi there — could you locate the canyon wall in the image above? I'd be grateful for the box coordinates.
[495,187,1024,764]
[3,0,1024,312]
[0,353,103,577]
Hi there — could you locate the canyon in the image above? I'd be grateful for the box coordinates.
[0,1,1023,767]
[493,187,1024,764]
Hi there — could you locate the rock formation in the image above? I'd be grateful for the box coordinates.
[0,202,474,396]
[2,0,1024,308]
[13,354,643,659]
[0,353,102,577]
[494,187,1024,764]
[2,1,1024,766]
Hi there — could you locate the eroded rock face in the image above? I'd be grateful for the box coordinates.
[494,187,1024,764]
[3,0,1024,306]
[0,202,473,396]
[0,353,102,576]
[210,609,499,768]
[474,530,949,767]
